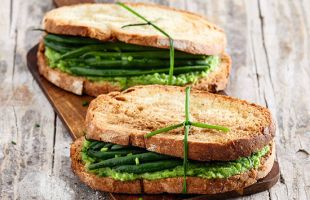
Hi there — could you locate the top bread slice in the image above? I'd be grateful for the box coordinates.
[85,85,275,161]
[43,3,226,55]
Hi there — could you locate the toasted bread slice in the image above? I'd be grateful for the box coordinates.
[70,137,275,194]
[85,85,275,161]
[37,42,231,96]
[43,3,226,55]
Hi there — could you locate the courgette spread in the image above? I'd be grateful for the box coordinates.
[81,140,270,181]
[43,34,220,89]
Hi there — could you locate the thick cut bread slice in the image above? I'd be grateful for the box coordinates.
[70,137,275,194]
[85,85,275,161]
[37,42,231,96]
[43,3,226,55]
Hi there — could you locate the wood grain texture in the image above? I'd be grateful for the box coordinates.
[0,0,309,200]
[27,45,93,140]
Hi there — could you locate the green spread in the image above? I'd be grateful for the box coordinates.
[44,46,220,89]
[81,140,270,181]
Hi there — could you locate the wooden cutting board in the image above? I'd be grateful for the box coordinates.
[27,44,279,199]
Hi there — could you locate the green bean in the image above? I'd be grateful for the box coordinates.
[111,144,126,150]
[81,51,206,60]
[88,141,103,150]
[57,43,164,61]
[103,143,113,149]
[114,160,182,174]
[43,38,74,53]
[83,59,210,68]
[46,34,159,51]
[90,142,106,151]
[57,45,112,60]
[45,34,99,45]
[88,152,172,170]
[70,65,210,77]
[87,149,145,160]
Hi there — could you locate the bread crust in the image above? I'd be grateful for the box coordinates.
[85,85,275,161]
[70,137,275,194]
[43,3,226,55]
[37,41,231,96]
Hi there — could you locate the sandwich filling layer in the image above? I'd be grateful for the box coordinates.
[81,139,270,182]
[43,34,220,89]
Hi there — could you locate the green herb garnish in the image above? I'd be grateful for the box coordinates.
[144,87,230,193]
[82,101,89,107]
[35,123,40,128]
[144,123,183,138]
[116,2,175,84]
[11,141,16,145]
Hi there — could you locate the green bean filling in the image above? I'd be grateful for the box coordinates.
[81,140,270,181]
[43,34,220,89]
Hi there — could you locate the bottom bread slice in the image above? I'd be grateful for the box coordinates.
[37,41,231,97]
[70,138,275,194]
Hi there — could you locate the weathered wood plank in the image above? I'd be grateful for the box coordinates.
[0,0,57,199]
[258,0,310,200]
[53,118,108,199]
[1,0,309,199]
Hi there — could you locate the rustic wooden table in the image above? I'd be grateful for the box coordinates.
[0,0,309,199]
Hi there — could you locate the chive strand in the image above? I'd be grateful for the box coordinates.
[185,87,191,122]
[117,2,175,85]
[191,122,230,132]
[183,86,191,193]
[168,39,174,84]
[144,123,183,138]
[183,125,190,193]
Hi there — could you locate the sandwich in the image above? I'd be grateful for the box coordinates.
[70,85,276,194]
[37,3,231,96]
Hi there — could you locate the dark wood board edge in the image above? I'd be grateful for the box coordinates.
[27,44,93,139]
[26,44,279,199]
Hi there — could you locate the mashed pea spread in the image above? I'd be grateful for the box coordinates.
[81,140,270,181]
[45,47,220,89]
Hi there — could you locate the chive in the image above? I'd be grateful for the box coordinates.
[11,141,16,145]
[144,123,183,138]
[117,2,175,85]
[183,125,190,193]
[82,101,89,107]
[168,39,174,84]
[185,87,191,122]
[190,122,230,132]
[183,86,191,193]
[35,123,40,128]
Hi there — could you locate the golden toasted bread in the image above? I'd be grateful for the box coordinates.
[43,3,226,55]
[70,137,275,194]
[85,85,275,161]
